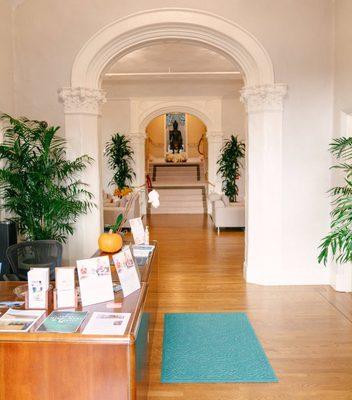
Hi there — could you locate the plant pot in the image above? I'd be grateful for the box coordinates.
[332,263,352,292]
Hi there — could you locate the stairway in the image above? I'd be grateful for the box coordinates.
[148,162,207,214]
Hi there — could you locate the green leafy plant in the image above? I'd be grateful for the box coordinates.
[105,133,135,190]
[217,135,245,202]
[318,137,352,265]
[0,114,95,242]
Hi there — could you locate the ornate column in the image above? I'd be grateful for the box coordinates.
[126,132,147,214]
[240,84,287,284]
[58,87,106,262]
[206,131,224,194]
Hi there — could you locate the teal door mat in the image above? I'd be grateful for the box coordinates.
[161,312,278,383]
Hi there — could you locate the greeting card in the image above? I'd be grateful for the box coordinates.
[129,217,146,245]
[112,247,141,297]
[76,256,114,306]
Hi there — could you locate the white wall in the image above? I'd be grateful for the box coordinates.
[333,0,352,136]
[0,0,14,114]
[5,0,335,284]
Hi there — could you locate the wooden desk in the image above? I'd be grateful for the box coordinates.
[0,244,158,400]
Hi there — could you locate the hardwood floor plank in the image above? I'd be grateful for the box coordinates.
[146,215,352,400]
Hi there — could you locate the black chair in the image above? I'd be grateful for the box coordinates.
[5,240,63,281]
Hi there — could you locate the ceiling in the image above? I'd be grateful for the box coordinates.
[104,41,243,80]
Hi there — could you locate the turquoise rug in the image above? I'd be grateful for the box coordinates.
[161,312,278,383]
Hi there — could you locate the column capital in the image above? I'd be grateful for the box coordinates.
[58,87,106,116]
[126,132,147,143]
[240,84,288,114]
[206,131,224,143]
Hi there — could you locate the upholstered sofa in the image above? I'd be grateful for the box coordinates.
[103,192,141,228]
[208,193,245,233]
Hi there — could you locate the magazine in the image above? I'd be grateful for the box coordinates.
[76,256,114,306]
[82,312,131,335]
[0,308,45,332]
[36,311,87,333]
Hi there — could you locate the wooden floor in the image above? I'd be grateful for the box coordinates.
[146,214,352,400]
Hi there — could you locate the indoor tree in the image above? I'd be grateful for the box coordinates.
[0,114,94,242]
[105,133,135,190]
[217,135,245,202]
[318,137,352,265]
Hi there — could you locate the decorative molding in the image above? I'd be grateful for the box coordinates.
[240,84,287,114]
[58,87,106,115]
[71,8,275,88]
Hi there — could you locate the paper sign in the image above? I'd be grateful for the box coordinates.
[129,217,145,245]
[82,312,131,335]
[112,247,141,297]
[76,256,114,307]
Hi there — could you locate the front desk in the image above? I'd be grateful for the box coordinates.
[0,243,158,400]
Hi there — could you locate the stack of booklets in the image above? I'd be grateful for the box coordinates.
[36,311,87,333]
[0,309,45,332]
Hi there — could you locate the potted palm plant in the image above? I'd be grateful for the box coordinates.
[217,135,245,202]
[105,133,135,193]
[318,137,352,291]
[0,114,94,243]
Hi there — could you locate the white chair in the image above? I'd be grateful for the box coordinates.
[209,193,245,234]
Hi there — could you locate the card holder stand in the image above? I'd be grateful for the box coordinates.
[53,288,78,310]
[24,289,51,310]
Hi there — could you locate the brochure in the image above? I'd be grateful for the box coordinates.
[0,308,45,332]
[76,256,114,306]
[129,217,146,245]
[37,311,87,333]
[113,247,141,297]
[55,267,76,308]
[82,312,131,335]
[27,268,50,309]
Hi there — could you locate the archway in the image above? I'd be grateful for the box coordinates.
[58,8,287,285]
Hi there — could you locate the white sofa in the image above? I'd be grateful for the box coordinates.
[209,193,245,233]
[103,192,141,228]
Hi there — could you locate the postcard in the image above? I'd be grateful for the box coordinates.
[27,268,50,309]
[82,312,131,335]
[113,247,141,297]
[0,308,45,332]
[76,256,114,306]
[37,311,87,333]
[129,217,146,245]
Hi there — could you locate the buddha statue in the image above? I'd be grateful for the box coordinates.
[169,120,183,153]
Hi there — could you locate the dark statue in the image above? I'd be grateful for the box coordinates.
[169,120,183,153]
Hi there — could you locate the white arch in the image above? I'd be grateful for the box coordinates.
[61,8,288,287]
[140,106,211,133]
[71,8,275,88]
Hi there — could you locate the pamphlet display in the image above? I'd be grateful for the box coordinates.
[37,311,87,333]
[54,267,77,309]
[129,217,146,245]
[82,312,131,335]
[76,256,114,306]
[27,268,50,309]
[0,309,45,332]
[112,247,141,297]
[132,244,155,266]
